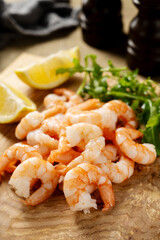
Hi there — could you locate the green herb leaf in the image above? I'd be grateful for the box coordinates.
[142,100,160,155]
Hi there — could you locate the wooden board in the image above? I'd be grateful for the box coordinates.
[0,54,160,240]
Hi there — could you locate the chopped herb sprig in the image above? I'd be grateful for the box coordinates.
[57,55,160,155]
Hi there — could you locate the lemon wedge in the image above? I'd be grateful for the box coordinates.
[0,82,37,123]
[15,46,80,89]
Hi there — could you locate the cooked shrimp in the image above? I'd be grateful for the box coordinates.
[102,144,118,162]
[66,98,103,112]
[0,143,42,176]
[54,163,67,184]
[66,136,134,183]
[27,114,67,153]
[15,111,44,139]
[67,155,134,184]
[66,136,105,171]
[66,99,137,140]
[47,123,81,164]
[63,163,115,213]
[66,123,103,151]
[54,163,67,176]
[80,136,105,165]
[80,137,117,163]
[42,104,66,119]
[27,128,58,151]
[48,148,80,165]
[33,144,51,159]
[65,100,118,140]
[95,100,137,140]
[9,157,59,206]
[48,123,103,164]
[96,155,135,183]
[44,88,83,110]
[44,94,67,109]
[16,105,66,140]
[80,134,134,183]
[48,136,105,175]
[54,88,83,108]
[41,116,69,163]
[115,127,157,164]
[34,117,69,163]
[102,100,137,129]
[65,99,104,125]
[58,128,71,153]
[41,116,68,139]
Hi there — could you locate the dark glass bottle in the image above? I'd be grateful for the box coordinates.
[80,0,124,49]
[127,0,160,76]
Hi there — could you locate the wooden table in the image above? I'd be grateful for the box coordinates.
[1,1,160,240]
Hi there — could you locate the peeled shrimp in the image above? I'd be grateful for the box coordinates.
[80,139,118,162]
[28,116,68,160]
[15,111,44,139]
[66,136,105,171]
[44,88,83,110]
[27,114,66,147]
[47,126,81,164]
[66,99,117,140]
[66,122,103,151]
[97,155,134,183]
[102,144,118,162]
[42,105,66,119]
[48,123,103,164]
[27,128,58,152]
[67,137,134,183]
[102,100,137,128]
[48,148,80,165]
[27,114,68,155]
[65,99,104,125]
[54,88,83,108]
[47,127,76,164]
[41,116,68,139]
[115,127,157,164]
[16,105,65,140]
[54,163,67,185]
[9,157,59,206]
[63,163,115,213]
[65,99,117,140]
[33,145,52,159]
[67,98,103,112]
[0,143,42,176]
[66,99,137,140]
[44,94,67,109]
[66,136,105,170]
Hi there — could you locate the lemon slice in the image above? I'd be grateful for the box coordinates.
[0,82,37,123]
[15,46,80,89]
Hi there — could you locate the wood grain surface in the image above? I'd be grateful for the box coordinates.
[0,54,160,240]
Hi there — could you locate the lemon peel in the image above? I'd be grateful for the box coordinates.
[15,46,80,89]
[0,82,36,123]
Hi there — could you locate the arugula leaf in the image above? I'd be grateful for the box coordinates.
[142,100,160,155]
[56,58,83,77]
[56,55,160,155]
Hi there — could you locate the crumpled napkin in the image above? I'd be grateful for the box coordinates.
[0,0,80,49]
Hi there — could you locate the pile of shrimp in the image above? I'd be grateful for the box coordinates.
[0,88,157,213]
